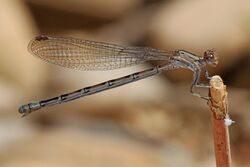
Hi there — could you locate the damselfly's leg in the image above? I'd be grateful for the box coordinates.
[194,84,210,88]
[193,67,212,88]
[190,68,210,100]
[172,52,210,99]
[205,67,212,80]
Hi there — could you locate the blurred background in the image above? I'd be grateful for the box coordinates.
[0,0,249,166]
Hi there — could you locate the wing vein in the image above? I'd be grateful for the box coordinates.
[28,35,171,70]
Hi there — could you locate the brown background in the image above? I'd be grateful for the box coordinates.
[0,0,249,166]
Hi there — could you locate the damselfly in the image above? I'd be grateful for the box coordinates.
[19,35,218,117]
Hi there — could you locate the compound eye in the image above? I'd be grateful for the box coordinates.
[204,50,214,59]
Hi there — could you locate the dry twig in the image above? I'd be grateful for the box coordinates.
[208,75,233,167]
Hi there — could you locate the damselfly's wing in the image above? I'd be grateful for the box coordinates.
[28,35,171,71]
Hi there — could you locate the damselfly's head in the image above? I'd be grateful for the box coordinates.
[203,50,218,66]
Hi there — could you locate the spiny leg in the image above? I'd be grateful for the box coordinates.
[171,53,210,99]
[194,67,212,88]
[204,67,212,80]
[190,69,210,100]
